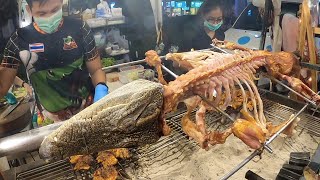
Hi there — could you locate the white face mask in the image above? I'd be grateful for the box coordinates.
[33,9,63,34]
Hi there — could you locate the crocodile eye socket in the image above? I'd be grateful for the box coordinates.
[48,70,55,77]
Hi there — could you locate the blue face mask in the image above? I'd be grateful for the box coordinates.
[204,20,223,32]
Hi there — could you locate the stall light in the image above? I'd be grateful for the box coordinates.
[176,2,183,8]
[110,2,116,8]
[171,1,175,7]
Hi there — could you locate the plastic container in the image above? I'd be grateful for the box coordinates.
[138,69,155,81]
[106,72,120,82]
[119,65,144,72]
[119,65,144,84]
[94,33,106,47]
[86,18,107,28]
[111,8,123,17]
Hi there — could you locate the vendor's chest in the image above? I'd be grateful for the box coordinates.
[18,24,85,72]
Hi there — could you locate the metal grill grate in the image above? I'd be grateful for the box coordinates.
[133,97,320,179]
[16,160,80,180]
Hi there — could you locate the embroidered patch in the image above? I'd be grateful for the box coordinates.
[29,43,44,53]
[63,36,78,50]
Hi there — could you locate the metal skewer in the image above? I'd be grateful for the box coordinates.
[220,102,309,180]
[161,65,178,78]
[210,44,229,54]
[263,74,317,107]
[102,59,146,71]
[199,96,235,122]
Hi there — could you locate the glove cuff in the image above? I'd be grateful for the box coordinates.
[96,82,108,87]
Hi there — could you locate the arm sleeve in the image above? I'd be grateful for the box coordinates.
[81,22,99,62]
[0,31,21,69]
[282,14,299,52]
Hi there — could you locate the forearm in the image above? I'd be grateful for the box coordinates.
[0,84,7,98]
[91,69,106,87]
[13,77,24,86]
[0,68,16,98]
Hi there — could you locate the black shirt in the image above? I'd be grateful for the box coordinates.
[181,19,225,52]
[1,17,97,112]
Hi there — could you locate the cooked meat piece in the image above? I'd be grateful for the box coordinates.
[265,52,297,78]
[69,155,83,164]
[232,119,267,149]
[281,75,320,103]
[181,112,208,150]
[39,80,164,161]
[70,155,94,171]
[93,166,118,180]
[107,148,130,159]
[97,151,118,167]
[145,50,167,85]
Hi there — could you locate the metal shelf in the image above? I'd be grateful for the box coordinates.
[108,49,130,56]
[88,18,125,29]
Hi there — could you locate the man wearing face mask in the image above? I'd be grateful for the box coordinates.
[0,0,108,123]
[181,0,227,52]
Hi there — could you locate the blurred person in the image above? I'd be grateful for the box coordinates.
[253,0,299,52]
[181,0,227,52]
[0,0,108,124]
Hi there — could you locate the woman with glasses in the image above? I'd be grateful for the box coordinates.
[181,0,228,52]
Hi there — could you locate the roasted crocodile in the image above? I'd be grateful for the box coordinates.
[146,49,311,150]
[39,80,164,161]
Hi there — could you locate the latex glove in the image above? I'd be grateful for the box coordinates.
[94,84,109,103]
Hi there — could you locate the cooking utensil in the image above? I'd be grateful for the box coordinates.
[0,98,23,119]
[299,61,320,71]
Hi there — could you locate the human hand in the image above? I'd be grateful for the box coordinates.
[94,83,109,103]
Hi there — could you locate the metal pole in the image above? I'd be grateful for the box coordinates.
[265,103,309,145]
[102,47,227,72]
[220,150,262,180]
[161,65,178,78]
[265,74,317,107]
[259,0,271,50]
[210,45,229,54]
[102,59,146,71]
[199,96,235,122]
[0,122,63,157]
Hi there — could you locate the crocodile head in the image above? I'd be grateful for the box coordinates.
[39,79,164,161]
